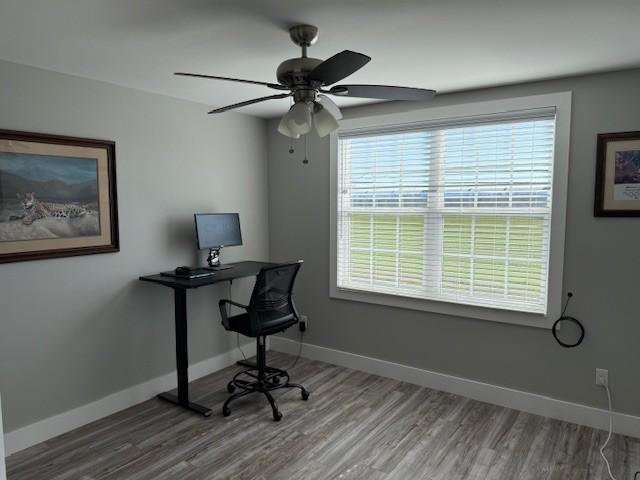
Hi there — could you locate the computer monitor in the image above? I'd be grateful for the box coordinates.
[194,213,242,267]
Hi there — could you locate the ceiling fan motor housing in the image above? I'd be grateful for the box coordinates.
[276,57,323,89]
[276,24,323,103]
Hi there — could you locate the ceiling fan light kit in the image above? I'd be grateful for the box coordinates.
[278,102,312,138]
[317,95,343,120]
[176,24,436,138]
[313,104,340,138]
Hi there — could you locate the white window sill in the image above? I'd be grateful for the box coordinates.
[330,285,554,329]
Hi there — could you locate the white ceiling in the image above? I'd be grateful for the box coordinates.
[1,0,639,118]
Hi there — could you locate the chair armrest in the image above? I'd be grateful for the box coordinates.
[218,299,248,331]
[219,299,249,310]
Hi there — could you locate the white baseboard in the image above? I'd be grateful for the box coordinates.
[3,342,255,457]
[271,336,640,439]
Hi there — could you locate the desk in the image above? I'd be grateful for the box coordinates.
[139,260,278,416]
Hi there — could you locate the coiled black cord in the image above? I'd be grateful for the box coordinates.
[552,292,584,348]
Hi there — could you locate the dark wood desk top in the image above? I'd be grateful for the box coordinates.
[139,260,278,289]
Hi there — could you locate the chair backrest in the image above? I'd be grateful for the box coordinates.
[247,261,303,335]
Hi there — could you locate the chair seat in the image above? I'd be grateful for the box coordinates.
[227,311,297,337]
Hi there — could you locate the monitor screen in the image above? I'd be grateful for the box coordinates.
[194,213,242,250]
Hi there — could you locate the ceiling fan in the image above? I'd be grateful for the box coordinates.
[175,24,436,138]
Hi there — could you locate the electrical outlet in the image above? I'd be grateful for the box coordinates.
[299,315,308,332]
[595,368,609,387]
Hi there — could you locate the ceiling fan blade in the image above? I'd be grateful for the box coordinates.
[308,50,371,86]
[208,93,291,114]
[329,84,436,101]
[175,72,288,91]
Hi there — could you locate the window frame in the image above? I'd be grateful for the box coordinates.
[329,92,572,328]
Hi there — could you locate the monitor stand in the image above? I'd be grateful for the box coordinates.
[206,247,233,271]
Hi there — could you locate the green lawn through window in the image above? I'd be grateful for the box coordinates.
[349,213,545,300]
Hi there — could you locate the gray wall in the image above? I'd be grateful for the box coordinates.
[0,395,5,478]
[0,60,268,432]
[268,68,640,416]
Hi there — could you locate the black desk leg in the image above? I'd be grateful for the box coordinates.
[157,288,212,417]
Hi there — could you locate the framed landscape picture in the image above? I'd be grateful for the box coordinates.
[0,130,119,263]
[595,131,640,217]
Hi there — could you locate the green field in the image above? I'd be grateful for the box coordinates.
[348,213,545,301]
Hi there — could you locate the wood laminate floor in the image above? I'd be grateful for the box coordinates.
[6,352,640,480]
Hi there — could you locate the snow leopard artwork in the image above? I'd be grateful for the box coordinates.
[18,192,88,225]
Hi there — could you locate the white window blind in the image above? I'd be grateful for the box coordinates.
[336,110,556,314]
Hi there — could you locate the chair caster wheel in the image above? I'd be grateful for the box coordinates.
[227,382,236,393]
[301,390,310,401]
[273,410,283,422]
[272,375,281,385]
[222,406,231,417]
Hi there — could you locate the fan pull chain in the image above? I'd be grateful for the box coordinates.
[303,135,309,164]
[287,96,296,155]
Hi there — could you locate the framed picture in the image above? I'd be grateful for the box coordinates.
[0,130,119,263]
[594,131,640,217]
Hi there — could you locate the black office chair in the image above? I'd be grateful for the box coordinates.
[218,261,309,421]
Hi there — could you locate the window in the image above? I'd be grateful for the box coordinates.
[330,94,571,326]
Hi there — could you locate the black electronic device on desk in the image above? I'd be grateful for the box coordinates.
[161,266,216,279]
[194,213,242,269]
